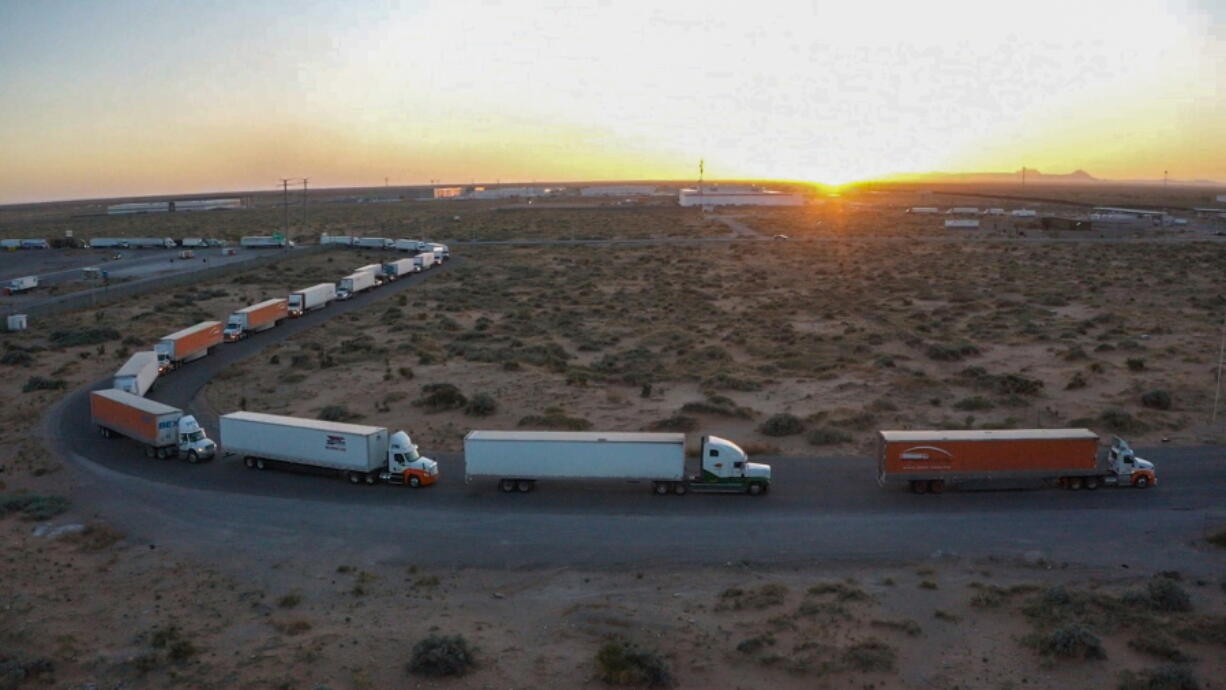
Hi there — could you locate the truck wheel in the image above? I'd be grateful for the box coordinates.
[500,479,516,493]
[99,427,111,438]
[347,472,361,484]
[747,482,764,496]
[409,475,421,488]
[516,480,534,493]
[244,456,256,469]
[928,480,946,494]
[364,474,376,485]
[255,459,266,471]
[186,451,199,464]
[1084,476,1099,490]
[156,447,169,460]
[653,483,669,495]
[145,446,156,459]
[1069,477,1083,491]
[910,480,928,494]
[1134,475,1150,489]
[673,483,687,496]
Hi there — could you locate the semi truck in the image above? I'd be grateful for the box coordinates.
[392,238,422,252]
[90,388,216,462]
[320,234,354,246]
[5,276,38,294]
[89,238,130,249]
[288,283,336,317]
[241,236,287,249]
[113,351,159,396]
[876,429,1157,494]
[180,238,206,248]
[413,252,435,271]
[223,298,288,341]
[154,321,222,373]
[381,258,417,279]
[463,431,772,495]
[353,237,392,249]
[337,271,377,300]
[353,263,388,284]
[427,243,450,261]
[128,237,176,249]
[220,411,439,486]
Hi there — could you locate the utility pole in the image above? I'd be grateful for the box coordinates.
[1213,313,1226,424]
[280,178,292,237]
[301,178,309,237]
[1163,170,1169,189]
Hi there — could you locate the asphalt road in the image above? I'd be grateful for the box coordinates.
[42,248,1226,573]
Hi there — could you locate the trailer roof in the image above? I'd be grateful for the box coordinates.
[162,320,221,341]
[879,429,1098,443]
[236,298,286,314]
[295,283,334,293]
[466,430,685,444]
[92,388,178,415]
[221,410,385,436]
[114,351,157,378]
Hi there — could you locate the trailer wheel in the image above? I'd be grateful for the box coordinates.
[408,475,421,488]
[516,480,534,493]
[1084,476,1099,490]
[747,482,764,496]
[145,446,156,459]
[255,459,266,471]
[653,483,669,495]
[244,456,256,469]
[99,427,112,439]
[364,474,376,485]
[910,480,928,494]
[156,447,169,460]
[1069,477,1083,491]
[347,471,361,484]
[1134,475,1150,489]
[499,479,516,493]
[673,483,687,496]
[928,479,946,494]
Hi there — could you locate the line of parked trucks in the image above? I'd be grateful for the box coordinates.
[88,241,449,464]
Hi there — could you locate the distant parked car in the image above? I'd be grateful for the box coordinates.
[773,234,790,240]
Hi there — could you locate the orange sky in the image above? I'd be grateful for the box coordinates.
[1,1,1223,203]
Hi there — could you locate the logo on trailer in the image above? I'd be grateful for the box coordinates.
[325,434,347,452]
[900,446,954,461]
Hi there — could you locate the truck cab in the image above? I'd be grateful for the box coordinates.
[694,435,772,494]
[379,430,439,487]
[222,317,245,342]
[1106,436,1156,488]
[178,415,217,463]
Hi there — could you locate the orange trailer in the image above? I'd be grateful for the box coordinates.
[877,429,1156,494]
[154,321,222,372]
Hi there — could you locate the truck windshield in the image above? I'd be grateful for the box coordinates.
[183,430,204,442]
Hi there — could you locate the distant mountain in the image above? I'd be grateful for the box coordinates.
[879,168,1222,186]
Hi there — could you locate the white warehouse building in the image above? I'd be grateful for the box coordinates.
[678,188,803,208]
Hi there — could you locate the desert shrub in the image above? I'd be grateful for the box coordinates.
[413,383,467,412]
[1024,624,1106,660]
[518,408,592,431]
[840,639,896,672]
[703,373,763,391]
[1100,409,1147,433]
[317,405,361,422]
[926,342,980,361]
[65,522,124,551]
[0,494,69,521]
[718,583,788,610]
[870,619,922,636]
[464,392,497,417]
[595,638,674,688]
[1117,666,1199,690]
[0,350,33,366]
[1127,358,1146,371]
[758,413,803,437]
[807,427,852,446]
[21,376,66,393]
[0,654,54,687]
[736,634,776,654]
[953,396,994,411]
[681,396,753,418]
[1145,577,1192,612]
[49,327,120,348]
[994,373,1044,396]
[1127,635,1193,662]
[1175,615,1226,645]
[647,414,697,432]
[277,593,302,608]
[407,634,476,677]
[1208,529,1226,548]
[1141,390,1172,410]
[1066,372,1088,390]
[808,582,870,601]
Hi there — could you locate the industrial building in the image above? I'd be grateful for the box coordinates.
[581,185,662,197]
[433,187,464,199]
[677,187,803,208]
[107,198,242,214]
[1090,207,1169,225]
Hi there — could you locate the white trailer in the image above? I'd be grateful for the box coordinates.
[241,236,287,248]
[90,388,215,462]
[337,271,377,300]
[128,237,176,249]
[1012,209,1037,217]
[320,234,354,246]
[354,263,387,283]
[354,237,392,249]
[19,239,50,249]
[180,238,206,248]
[6,275,38,293]
[413,252,435,271]
[220,411,438,486]
[392,238,422,252]
[382,258,417,279]
[113,351,159,396]
[288,283,336,317]
[427,243,449,261]
[89,238,130,249]
[463,431,771,495]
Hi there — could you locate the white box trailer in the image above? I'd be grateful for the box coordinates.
[241,236,287,248]
[128,237,176,248]
[463,431,771,495]
[89,238,130,249]
[354,237,392,249]
[320,234,354,246]
[113,351,159,396]
[220,411,438,486]
[20,239,49,249]
[413,252,435,271]
[382,258,417,279]
[392,238,421,252]
[6,275,38,293]
[180,238,206,248]
[427,243,449,261]
[354,263,387,282]
[288,283,336,316]
[337,271,377,299]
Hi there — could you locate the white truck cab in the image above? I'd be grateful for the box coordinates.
[1106,436,1157,488]
[178,415,217,462]
[697,435,772,494]
[379,430,439,487]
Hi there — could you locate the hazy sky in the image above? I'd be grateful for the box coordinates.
[1,0,1223,203]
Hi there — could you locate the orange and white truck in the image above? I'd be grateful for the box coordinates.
[877,429,1156,494]
[90,388,216,462]
[154,321,223,373]
[220,411,438,487]
[223,298,288,342]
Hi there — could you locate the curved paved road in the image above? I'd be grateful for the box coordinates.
[44,255,1226,573]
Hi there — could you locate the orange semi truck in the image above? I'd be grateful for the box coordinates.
[154,321,223,373]
[877,429,1156,494]
[223,298,288,341]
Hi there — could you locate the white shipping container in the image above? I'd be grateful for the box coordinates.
[128,237,176,248]
[383,258,416,278]
[1011,209,1037,217]
[464,431,686,482]
[392,238,420,252]
[180,238,206,247]
[945,219,980,229]
[908,207,939,214]
[413,252,434,271]
[89,238,130,248]
[241,236,287,248]
[354,237,392,248]
[320,234,354,246]
[113,351,159,397]
[7,276,38,292]
[221,412,387,473]
[288,283,336,315]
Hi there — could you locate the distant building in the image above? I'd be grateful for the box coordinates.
[433,187,464,199]
[467,186,563,199]
[678,187,803,208]
[173,198,242,211]
[107,201,170,215]
[1090,206,1169,225]
[1192,208,1226,219]
[581,185,660,197]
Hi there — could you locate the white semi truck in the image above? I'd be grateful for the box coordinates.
[337,271,377,300]
[90,388,216,462]
[353,237,392,249]
[288,283,336,317]
[427,243,450,261]
[128,237,176,249]
[241,236,287,248]
[353,263,387,285]
[463,431,772,495]
[88,238,130,249]
[5,276,38,294]
[220,411,439,487]
[113,351,159,396]
[413,252,435,271]
[382,258,417,279]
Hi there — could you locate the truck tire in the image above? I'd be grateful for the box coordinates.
[156,447,169,460]
[1134,475,1150,489]
[1084,476,1099,490]
[185,451,199,464]
[145,446,156,459]
[673,483,687,496]
[99,426,112,439]
[244,456,256,469]
[255,458,266,471]
[516,480,534,493]
[500,479,516,493]
[1069,477,1083,491]
[347,471,361,484]
[408,475,421,488]
[928,480,946,494]
[747,482,764,496]
[364,474,376,485]
[910,480,928,494]
[653,483,670,495]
